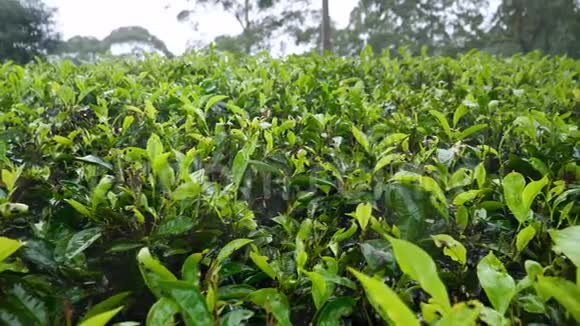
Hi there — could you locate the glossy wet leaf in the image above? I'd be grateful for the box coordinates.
[477,252,516,314]
[181,252,203,287]
[348,268,419,326]
[65,227,102,260]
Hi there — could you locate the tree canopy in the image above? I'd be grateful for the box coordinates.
[0,0,59,63]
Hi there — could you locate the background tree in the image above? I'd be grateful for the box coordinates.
[178,0,316,55]
[334,0,487,56]
[486,0,580,57]
[0,0,60,63]
[53,26,174,63]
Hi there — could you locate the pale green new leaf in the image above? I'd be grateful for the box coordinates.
[348,268,419,326]
[549,226,580,267]
[351,126,370,153]
[535,276,580,323]
[477,252,516,314]
[432,234,467,266]
[386,236,451,312]
[516,225,536,253]
[79,306,124,326]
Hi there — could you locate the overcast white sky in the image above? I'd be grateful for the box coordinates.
[44,0,358,55]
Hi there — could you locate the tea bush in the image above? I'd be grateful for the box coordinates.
[1,48,579,325]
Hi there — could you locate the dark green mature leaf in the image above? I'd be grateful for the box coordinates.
[0,282,48,325]
[159,281,213,326]
[64,227,102,261]
[316,297,355,326]
[383,184,429,241]
[155,216,194,237]
[74,155,113,170]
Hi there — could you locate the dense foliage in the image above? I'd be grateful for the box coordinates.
[1,49,579,325]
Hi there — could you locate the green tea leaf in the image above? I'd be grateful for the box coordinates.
[205,95,228,111]
[81,292,131,322]
[65,227,102,260]
[181,252,203,287]
[65,199,92,218]
[79,306,124,326]
[147,298,179,326]
[535,276,580,323]
[216,239,253,265]
[453,190,481,206]
[477,252,516,314]
[306,271,329,310]
[316,297,355,326]
[429,110,452,138]
[432,234,467,266]
[549,226,580,267]
[249,251,277,280]
[522,175,549,214]
[516,225,536,253]
[474,163,486,189]
[172,182,202,200]
[248,288,292,326]
[147,134,164,162]
[374,154,404,173]
[0,236,23,262]
[503,172,528,223]
[438,301,482,326]
[351,126,370,153]
[456,124,488,140]
[152,153,175,191]
[386,236,451,312]
[75,155,113,170]
[220,309,254,326]
[137,248,177,298]
[348,202,372,231]
[158,281,213,326]
[348,268,419,326]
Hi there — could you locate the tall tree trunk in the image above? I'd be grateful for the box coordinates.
[321,0,332,53]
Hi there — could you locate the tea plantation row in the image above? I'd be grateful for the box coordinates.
[0,49,579,325]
